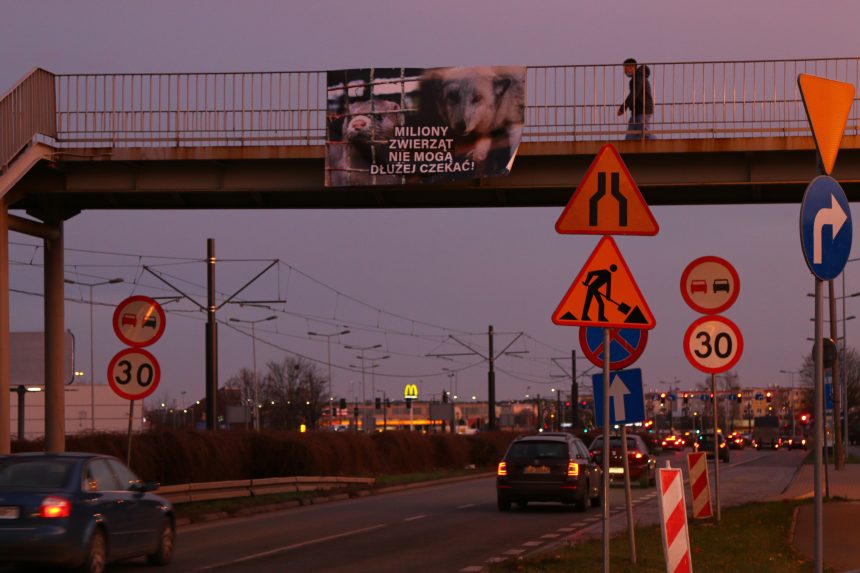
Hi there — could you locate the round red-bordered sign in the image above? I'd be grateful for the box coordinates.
[683,315,743,374]
[579,326,648,370]
[112,295,166,348]
[680,256,740,315]
[107,347,161,401]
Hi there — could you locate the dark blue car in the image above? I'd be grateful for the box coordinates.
[0,452,175,573]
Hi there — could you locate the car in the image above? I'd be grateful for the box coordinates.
[694,432,731,462]
[784,435,808,450]
[588,434,656,488]
[0,452,175,573]
[712,278,731,293]
[121,313,137,327]
[690,280,707,294]
[143,316,158,329]
[496,433,602,512]
[660,433,686,451]
[726,432,746,450]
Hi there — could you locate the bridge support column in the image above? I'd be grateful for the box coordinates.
[43,215,64,452]
[0,201,9,454]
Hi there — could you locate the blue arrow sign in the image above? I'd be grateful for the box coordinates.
[801,176,852,280]
[592,368,646,426]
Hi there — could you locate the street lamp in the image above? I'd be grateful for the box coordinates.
[230,315,277,430]
[64,277,123,431]
[307,329,350,409]
[344,344,382,404]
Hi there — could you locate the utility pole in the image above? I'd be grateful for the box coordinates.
[828,281,845,469]
[572,350,578,428]
[488,325,496,430]
[206,239,217,431]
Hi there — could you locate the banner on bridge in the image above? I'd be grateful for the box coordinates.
[325,66,525,186]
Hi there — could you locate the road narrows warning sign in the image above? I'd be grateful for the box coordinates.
[552,236,655,330]
[555,144,658,236]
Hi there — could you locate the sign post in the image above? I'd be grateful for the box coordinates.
[797,73,855,573]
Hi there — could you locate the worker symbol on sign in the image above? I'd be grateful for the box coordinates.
[552,236,655,330]
[582,264,617,321]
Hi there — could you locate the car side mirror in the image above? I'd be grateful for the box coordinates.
[130,481,160,493]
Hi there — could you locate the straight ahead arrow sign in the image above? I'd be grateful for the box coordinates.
[608,373,630,421]
[813,194,848,264]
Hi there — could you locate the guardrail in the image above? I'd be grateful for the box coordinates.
[2,58,860,171]
[157,475,375,504]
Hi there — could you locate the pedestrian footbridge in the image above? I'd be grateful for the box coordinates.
[1,57,859,452]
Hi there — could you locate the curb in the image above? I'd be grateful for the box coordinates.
[176,471,493,527]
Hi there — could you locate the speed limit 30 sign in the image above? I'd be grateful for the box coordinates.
[107,347,161,401]
[683,315,743,374]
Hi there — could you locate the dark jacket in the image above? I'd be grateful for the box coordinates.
[619,65,654,116]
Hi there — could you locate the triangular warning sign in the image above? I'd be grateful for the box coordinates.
[552,236,655,330]
[556,144,658,236]
[798,74,855,175]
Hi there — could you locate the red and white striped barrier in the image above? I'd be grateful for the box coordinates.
[686,452,713,519]
[658,464,693,573]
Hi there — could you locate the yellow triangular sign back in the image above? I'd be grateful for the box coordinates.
[798,74,855,175]
[552,236,655,330]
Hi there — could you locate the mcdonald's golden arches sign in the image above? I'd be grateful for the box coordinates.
[404,384,419,400]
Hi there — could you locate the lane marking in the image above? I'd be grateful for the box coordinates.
[194,523,387,571]
[457,504,476,509]
[541,533,560,539]
[503,549,526,556]
[460,567,484,572]
[403,514,427,522]
[558,527,575,532]
[522,541,543,547]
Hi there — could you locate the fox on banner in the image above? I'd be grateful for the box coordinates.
[325,66,525,186]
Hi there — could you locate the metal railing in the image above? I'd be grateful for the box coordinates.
[157,475,375,504]
[2,58,859,172]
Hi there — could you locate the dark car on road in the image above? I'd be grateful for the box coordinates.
[0,452,175,573]
[694,432,731,462]
[588,434,656,488]
[497,433,602,512]
[784,435,808,450]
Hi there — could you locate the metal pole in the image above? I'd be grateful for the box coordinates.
[89,285,95,432]
[0,201,9,454]
[205,239,218,431]
[620,424,636,563]
[488,324,496,431]
[252,322,259,431]
[571,349,578,429]
[16,386,25,440]
[814,278,824,573]
[556,388,562,431]
[829,281,844,469]
[602,327,611,573]
[711,373,721,523]
[126,400,134,466]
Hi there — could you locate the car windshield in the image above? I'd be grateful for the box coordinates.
[0,459,75,489]
[507,441,568,460]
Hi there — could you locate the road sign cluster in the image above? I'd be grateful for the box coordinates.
[680,257,743,374]
[109,296,165,401]
[552,143,658,427]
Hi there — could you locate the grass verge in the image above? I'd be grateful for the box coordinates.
[490,500,819,573]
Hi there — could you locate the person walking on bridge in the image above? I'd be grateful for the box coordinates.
[617,58,655,140]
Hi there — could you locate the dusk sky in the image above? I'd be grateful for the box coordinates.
[3,1,860,408]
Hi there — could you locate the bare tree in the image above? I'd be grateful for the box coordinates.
[259,357,329,430]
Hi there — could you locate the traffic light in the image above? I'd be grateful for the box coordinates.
[800,413,810,424]
[442,391,448,403]
[660,392,666,406]
[683,393,689,405]
[736,392,743,404]
[331,406,337,416]
[765,391,773,403]
[339,398,347,409]
[385,398,391,408]
[375,397,382,410]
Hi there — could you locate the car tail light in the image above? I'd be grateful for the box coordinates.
[567,462,580,477]
[632,452,643,459]
[497,462,507,477]
[39,496,71,518]
[719,442,725,449]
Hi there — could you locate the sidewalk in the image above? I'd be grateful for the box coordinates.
[786,446,860,573]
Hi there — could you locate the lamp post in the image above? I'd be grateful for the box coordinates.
[308,329,350,411]
[345,344,382,405]
[64,277,123,431]
[230,315,276,430]
[364,355,389,401]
